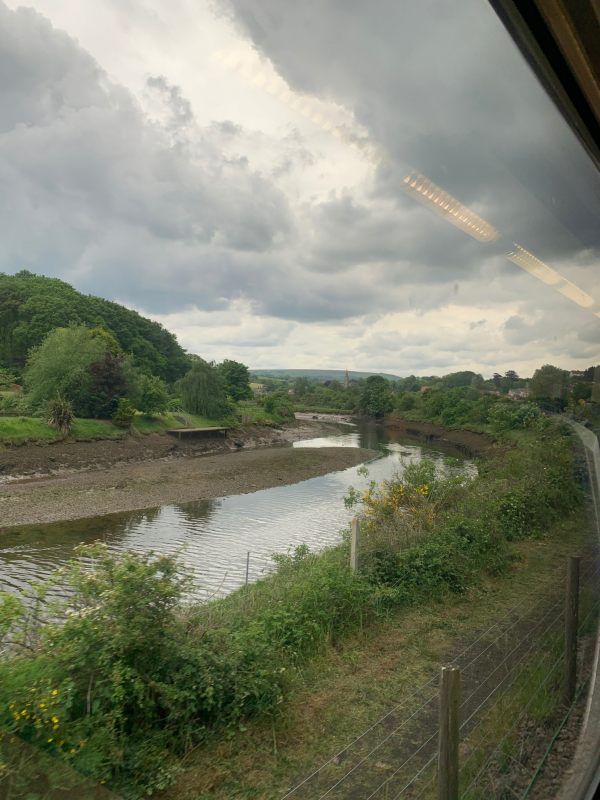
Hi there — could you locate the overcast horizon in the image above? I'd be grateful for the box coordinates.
[1,0,599,377]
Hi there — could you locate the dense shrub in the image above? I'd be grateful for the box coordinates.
[112,398,136,428]
[264,390,295,421]
[45,395,74,435]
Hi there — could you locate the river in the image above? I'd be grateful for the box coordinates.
[0,420,471,603]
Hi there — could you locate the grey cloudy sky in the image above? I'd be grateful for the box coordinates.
[1,0,599,376]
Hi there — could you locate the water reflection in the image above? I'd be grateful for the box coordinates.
[0,422,471,603]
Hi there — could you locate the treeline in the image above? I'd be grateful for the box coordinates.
[265,365,600,424]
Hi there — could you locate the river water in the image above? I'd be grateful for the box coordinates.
[0,420,470,603]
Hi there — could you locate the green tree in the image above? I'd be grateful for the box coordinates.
[127,371,169,415]
[218,359,252,401]
[264,389,295,420]
[358,375,394,418]
[530,364,570,410]
[442,370,482,389]
[178,360,230,418]
[24,326,128,418]
[24,327,106,412]
[0,367,17,388]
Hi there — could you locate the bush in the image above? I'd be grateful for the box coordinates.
[488,401,542,431]
[112,398,136,428]
[0,392,32,417]
[127,372,169,416]
[264,390,294,421]
[45,395,74,435]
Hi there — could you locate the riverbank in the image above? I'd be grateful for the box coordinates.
[0,419,346,483]
[384,415,495,457]
[0,443,376,528]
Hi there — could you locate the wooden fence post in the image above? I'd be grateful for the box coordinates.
[565,555,581,703]
[438,665,460,800]
[350,517,360,572]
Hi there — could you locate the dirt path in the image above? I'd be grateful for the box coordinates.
[1,445,376,528]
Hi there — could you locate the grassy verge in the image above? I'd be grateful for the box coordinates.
[164,509,591,799]
[0,402,279,444]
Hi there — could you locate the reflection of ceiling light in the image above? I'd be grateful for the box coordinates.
[402,172,498,242]
[506,245,562,285]
[508,244,598,310]
[558,279,595,307]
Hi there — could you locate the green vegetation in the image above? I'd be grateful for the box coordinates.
[357,374,394,417]
[218,359,252,401]
[0,414,582,797]
[529,363,570,410]
[177,359,231,419]
[263,389,295,421]
[0,272,298,443]
[44,396,74,435]
[0,410,256,445]
[259,365,598,428]
[0,271,189,382]
[169,511,588,800]
[24,326,126,419]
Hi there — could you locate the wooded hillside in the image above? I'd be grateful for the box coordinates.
[0,271,189,382]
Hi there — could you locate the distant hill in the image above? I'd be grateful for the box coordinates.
[0,271,189,382]
[250,369,401,382]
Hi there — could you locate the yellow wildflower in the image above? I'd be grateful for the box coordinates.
[50,689,58,697]
[51,716,59,724]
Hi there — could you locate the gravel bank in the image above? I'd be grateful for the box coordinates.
[1,445,376,528]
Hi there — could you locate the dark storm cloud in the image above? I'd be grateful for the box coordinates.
[1,0,598,351]
[225,0,600,268]
[300,193,505,280]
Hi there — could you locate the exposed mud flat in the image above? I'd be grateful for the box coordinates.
[1,438,376,528]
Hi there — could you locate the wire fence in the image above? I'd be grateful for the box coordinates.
[279,555,600,800]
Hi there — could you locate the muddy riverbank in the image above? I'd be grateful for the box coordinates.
[384,416,495,457]
[1,443,377,528]
[0,420,342,483]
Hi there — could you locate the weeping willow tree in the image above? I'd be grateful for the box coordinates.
[178,359,230,418]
